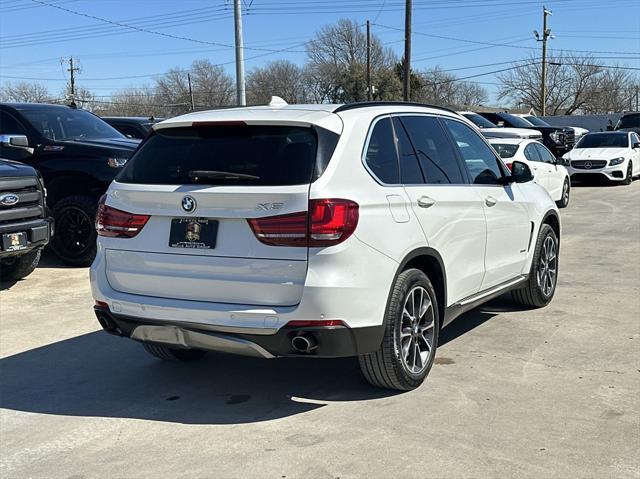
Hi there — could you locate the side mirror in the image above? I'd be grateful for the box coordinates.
[511,160,534,183]
[0,134,30,149]
[633,142,640,149]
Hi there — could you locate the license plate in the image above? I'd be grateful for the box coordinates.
[2,231,28,252]
[169,218,218,249]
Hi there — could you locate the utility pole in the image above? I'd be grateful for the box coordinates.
[535,7,552,116]
[64,57,80,107]
[187,72,195,110]
[403,0,412,101]
[366,20,372,101]
[233,0,246,106]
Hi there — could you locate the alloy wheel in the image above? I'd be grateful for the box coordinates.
[562,180,569,203]
[399,286,435,374]
[56,207,93,255]
[536,235,557,297]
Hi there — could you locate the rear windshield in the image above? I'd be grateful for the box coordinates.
[118,125,329,186]
[491,143,518,158]
[576,133,628,149]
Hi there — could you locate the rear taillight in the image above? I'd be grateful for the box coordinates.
[505,162,513,171]
[96,195,150,238]
[248,198,359,247]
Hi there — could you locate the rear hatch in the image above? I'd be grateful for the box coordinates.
[100,120,340,307]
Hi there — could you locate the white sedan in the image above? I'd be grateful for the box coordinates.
[489,138,571,208]
[563,131,640,185]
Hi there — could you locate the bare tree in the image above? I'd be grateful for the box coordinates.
[498,53,604,114]
[306,19,400,102]
[92,87,159,117]
[155,59,234,115]
[453,81,488,108]
[246,60,307,105]
[0,81,52,102]
[583,69,639,113]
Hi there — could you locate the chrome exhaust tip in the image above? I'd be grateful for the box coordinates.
[291,334,317,353]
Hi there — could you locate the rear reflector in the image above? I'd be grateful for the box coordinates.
[248,198,358,247]
[96,195,150,238]
[286,320,346,327]
[94,300,109,308]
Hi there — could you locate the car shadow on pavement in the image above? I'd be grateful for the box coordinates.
[0,330,399,425]
[1,295,521,425]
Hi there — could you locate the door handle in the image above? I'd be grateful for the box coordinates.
[417,196,436,208]
[485,195,497,207]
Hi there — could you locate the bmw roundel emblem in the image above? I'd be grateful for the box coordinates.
[181,195,196,213]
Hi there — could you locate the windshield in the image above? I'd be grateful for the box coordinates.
[462,113,497,128]
[491,143,519,158]
[20,108,124,141]
[118,125,328,186]
[576,133,628,149]
[524,116,550,127]
[618,114,640,129]
[499,113,532,128]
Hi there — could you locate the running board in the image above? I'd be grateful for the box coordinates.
[443,275,528,325]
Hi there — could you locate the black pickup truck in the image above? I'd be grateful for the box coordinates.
[0,158,53,281]
[0,103,139,266]
[478,111,576,157]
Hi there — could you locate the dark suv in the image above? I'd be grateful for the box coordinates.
[478,111,575,157]
[0,103,139,265]
[0,157,52,281]
[101,116,163,140]
[614,112,640,134]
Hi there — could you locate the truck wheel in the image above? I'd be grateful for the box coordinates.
[0,249,41,281]
[512,224,559,308]
[142,342,207,362]
[359,268,439,391]
[51,195,97,267]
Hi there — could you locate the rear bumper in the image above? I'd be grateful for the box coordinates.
[0,217,53,258]
[94,306,384,358]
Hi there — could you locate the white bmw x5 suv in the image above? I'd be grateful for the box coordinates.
[91,101,560,391]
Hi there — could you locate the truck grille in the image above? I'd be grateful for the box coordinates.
[564,130,576,148]
[571,160,607,170]
[0,177,44,224]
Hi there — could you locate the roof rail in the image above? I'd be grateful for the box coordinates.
[333,101,458,115]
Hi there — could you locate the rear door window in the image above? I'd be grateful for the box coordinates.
[398,115,464,184]
[392,117,424,184]
[118,125,325,186]
[524,143,541,162]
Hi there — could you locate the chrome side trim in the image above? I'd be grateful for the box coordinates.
[131,325,275,359]
[458,275,527,306]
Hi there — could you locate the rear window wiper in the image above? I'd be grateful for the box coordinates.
[187,170,260,182]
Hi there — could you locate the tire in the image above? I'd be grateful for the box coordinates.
[0,249,41,281]
[556,178,570,208]
[623,162,633,186]
[142,342,207,362]
[512,224,559,308]
[50,195,98,266]
[359,268,440,391]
